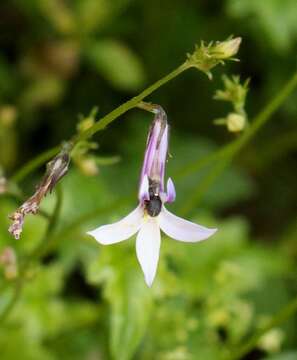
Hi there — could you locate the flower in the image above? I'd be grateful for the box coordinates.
[87,106,217,286]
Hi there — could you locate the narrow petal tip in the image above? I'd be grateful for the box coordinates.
[145,276,154,287]
[207,227,218,237]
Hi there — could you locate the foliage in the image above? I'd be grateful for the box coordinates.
[0,1,297,359]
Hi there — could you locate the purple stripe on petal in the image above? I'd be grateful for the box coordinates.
[159,206,217,242]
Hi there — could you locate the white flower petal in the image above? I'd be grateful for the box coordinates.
[87,206,143,244]
[159,206,217,242]
[136,217,160,287]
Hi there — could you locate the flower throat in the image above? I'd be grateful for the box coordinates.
[145,180,162,217]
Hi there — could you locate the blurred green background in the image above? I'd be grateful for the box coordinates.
[0,1,297,359]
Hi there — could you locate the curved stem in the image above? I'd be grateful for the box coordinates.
[247,130,297,171]
[73,63,189,142]
[173,143,234,181]
[225,296,297,360]
[234,72,297,153]
[11,63,190,183]
[179,149,233,215]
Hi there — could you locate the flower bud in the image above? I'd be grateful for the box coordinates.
[77,157,99,176]
[213,37,241,60]
[226,113,246,132]
[77,108,98,133]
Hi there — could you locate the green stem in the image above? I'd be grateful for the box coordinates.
[11,145,61,183]
[179,150,233,215]
[181,70,297,214]
[173,143,234,181]
[232,71,297,154]
[11,63,190,183]
[247,130,297,171]
[226,296,297,360]
[73,63,189,142]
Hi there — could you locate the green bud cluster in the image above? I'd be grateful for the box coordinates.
[214,75,249,132]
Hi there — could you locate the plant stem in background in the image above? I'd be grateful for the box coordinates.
[2,70,296,326]
[11,37,241,184]
[225,295,297,360]
[11,145,61,183]
[11,63,190,184]
[74,63,189,142]
[180,70,297,214]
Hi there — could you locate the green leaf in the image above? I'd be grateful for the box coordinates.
[85,40,146,91]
